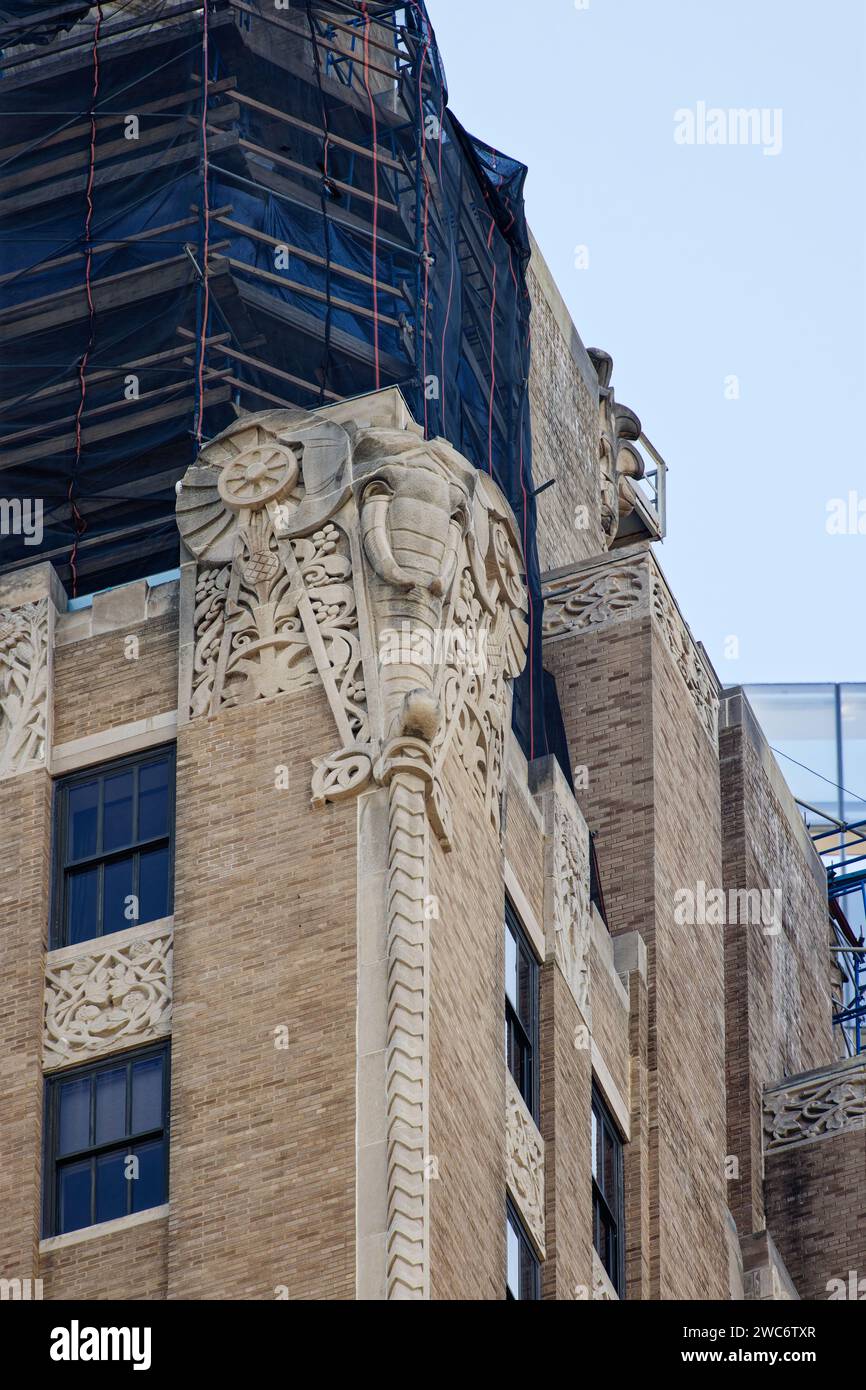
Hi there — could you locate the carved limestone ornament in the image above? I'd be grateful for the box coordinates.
[0,596,50,779]
[764,1060,866,1154]
[44,919,173,1071]
[176,402,529,1301]
[542,546,719,748]
[587,348,645,548]
[592,1249,618,1300]
[552,798,591,1016]
[542,555,648,641]
[506,1071,546,1257]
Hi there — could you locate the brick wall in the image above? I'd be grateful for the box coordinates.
[0,770,51,1286]
[41,1214,168,1300]
[721,691,834,1239]
[53,610,178,744]
[527,240,603,573]
[545,603,729,1299]
[540,963,593,1299]
[166,686,357,1300]
[765,1128,866,1299]
[429,755,506,1300]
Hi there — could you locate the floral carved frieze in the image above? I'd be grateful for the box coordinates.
[542,557,648,640]
[764,1060,866,1154]
[0,596,50,779]
[44,920,173,1071]
[650,573,719,747]
[506,1071,546,1257]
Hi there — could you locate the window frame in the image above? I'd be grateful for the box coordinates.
[50,743,177,950]
[42,1041,171,1240]
[591,1083,625,1297]
[505,897,540,1123]
[506,1198,541,1301]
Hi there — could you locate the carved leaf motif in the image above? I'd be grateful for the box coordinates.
[44,926,173,1069]
[0,598,49,777]
[505,1074,545,1255]
[764,1066,866,1153]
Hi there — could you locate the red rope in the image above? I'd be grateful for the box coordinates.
[417,28,431,435]
[195,0,210,446]
[69,2,102,596]
[360,3,381,389]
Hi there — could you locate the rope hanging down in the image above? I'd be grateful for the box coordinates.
[69,1,103,596]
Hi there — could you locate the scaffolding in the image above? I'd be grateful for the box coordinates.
[800,804,866,1056]
[0,0,552,757]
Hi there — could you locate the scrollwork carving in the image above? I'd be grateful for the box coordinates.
[506,1072,546,1257]
[44,921,173,1070]
[764,1061,866,1154]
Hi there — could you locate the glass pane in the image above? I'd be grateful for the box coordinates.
[504,922,517,1008]
[95,1150,128,1224]
[840,686,866,828]
[68,780,98,860]
[103,770,134,853]
[58,1076,91,1155]
[95,1067,127,1146]
[519,1238,537,1299]
[591,1108,598,1180]
[745,685,839,825]
[138,844,170,924]
[131,1138,166,1212]
[603,1129,616,1201]
[132,1056,163,1134]
[516,946,533,1031]
[103,856,135,936]
[139,759,170,841]
[67,866,98,945]
[506,1215,521,1298]
[59,1158,91,1234]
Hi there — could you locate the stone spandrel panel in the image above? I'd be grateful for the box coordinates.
[43,919,173,1071]
[764,1057,866,1154]
[506,1071,546,1258]
[542,543,719,748]
[532,756,592,1020]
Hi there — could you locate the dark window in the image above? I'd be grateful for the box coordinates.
[505,899,539,1121]
[43,1044,170,1238]
[506,1201,540,1300]
[592,1085,625,1296]
[52,747,175,949]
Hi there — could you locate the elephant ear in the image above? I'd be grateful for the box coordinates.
[176,466,238,563]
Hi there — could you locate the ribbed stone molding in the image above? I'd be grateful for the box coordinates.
[505,1071,546,1257]
[764,1056,866,1155]
[175,389,529,1299]
[542,543,719,747]
[43,918,173,1071]
[0,563,61,780]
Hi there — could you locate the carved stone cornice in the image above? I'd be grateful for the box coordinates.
[764,1057,866,1155]
[542,545,719,748]
[505,1071,545,1257]
[175,394,529,1300]
[43,918,173,1071]
[0,594,52,780]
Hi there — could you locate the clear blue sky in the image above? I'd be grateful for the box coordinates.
[429,0,866,682]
